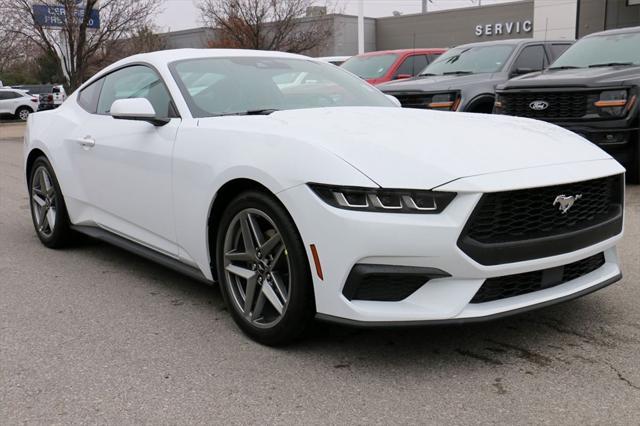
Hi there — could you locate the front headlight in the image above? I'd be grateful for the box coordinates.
[427,92,460,111]
[594,89,632,117]
[308,183,456,214]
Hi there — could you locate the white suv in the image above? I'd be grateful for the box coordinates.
[0,89,39,121]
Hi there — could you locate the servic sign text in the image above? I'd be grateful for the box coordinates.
[475,20,532,37]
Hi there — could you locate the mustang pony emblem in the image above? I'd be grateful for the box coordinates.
[553,194,582,214]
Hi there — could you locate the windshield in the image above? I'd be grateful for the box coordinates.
[550,32,640,69]
[341,54,399,79]
[421,45,515,75]
[170,57,394,118]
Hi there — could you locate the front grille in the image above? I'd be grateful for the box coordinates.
[471,252,605,303]
[458,175,624,265]
[389,92,432,109]
[499,91,599,119]
[467,176,619,244]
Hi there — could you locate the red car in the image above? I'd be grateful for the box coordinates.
[341,48,446,85]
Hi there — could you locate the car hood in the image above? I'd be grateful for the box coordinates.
[501,65,640,89]
[378,73,501,92]
[199,107,611,189]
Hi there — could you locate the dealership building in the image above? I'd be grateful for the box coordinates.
[164,0,640,56]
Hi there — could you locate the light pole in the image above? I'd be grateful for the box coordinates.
[357,0,364,54]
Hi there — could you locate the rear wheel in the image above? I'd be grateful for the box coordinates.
[215,191,315,345]
[29,157,74,248]
[16,106,32,121]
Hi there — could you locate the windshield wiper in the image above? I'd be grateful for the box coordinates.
[217,109,280,116]
[548,65,583,70]
[588,62,634,68]
[418,72,438,76]
[442,70,473,75]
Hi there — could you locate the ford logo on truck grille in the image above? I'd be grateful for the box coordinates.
[529,100,549,111]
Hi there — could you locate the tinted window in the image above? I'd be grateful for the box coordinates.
[171,57,394,118]
[513,45,546,71]
[342,54,399,79]
[78,78,104,113]
[549,44,571,61]
[423,45,515,75]
[551,32,640,68]
[395,55,429,77]
[0,91,21,99]
[427,53,441,64]
[97,65,172,117]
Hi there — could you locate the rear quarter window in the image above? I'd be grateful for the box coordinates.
[78,78,105,113]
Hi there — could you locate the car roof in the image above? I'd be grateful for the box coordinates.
[454,38,572,49]
[584,25,640,38]
[354,48,446,57]
[115,48,310,67]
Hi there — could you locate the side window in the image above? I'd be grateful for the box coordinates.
[97,65,173,117]
[513,45,547,72]
[412,55,429,75]
[78,78,104,113]
[549,44,571,61]
[0,92,10,100]
[394,56,415,77]
[427,53,441,64]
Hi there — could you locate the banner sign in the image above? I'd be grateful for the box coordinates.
[33,4,100,29]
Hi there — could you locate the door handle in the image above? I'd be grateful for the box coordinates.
[77,136,95,148]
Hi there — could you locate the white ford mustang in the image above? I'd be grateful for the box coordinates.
[24,49,625,345]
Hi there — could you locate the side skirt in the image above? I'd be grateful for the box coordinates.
[71,225,214,285]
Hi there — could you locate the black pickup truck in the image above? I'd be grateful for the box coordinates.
[495,26,640,183]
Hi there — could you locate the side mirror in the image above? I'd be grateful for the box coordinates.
[386,94,402,107]
[393,73,412,80]
[110,98,169,126]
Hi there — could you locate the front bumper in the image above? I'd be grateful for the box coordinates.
[278,160,624,324]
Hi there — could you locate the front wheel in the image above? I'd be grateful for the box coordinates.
[215,191,315,346]
[29,157,74,248]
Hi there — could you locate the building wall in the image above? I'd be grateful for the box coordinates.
[331,16,376,55]
[376,0,534,49]
[161,14,375,58]
[533,0,578,39]
[605,0,640,30]
[576,0,606,37]
[578,0,640,37]
[163,28,216,49]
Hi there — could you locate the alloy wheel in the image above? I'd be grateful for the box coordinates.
[19,109,30,121]
[31,166,57,238]
[223,208,291,328]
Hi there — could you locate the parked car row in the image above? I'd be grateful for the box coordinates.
[337,26,638,183]
[0,84,66,121]
[0,88,39,121]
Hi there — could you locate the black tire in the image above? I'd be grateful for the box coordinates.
[16,106,32,121]
[627,143,640,184]
[215,190,315,346]
[28,156,74,248]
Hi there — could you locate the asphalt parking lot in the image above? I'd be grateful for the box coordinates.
[1,127,639,424]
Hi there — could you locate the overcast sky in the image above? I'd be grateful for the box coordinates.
[155,0,520,32]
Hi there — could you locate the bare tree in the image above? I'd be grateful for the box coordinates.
[0,0,162,91]
[199,0,332,53]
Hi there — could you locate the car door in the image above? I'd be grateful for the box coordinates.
[68,65,181,256]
